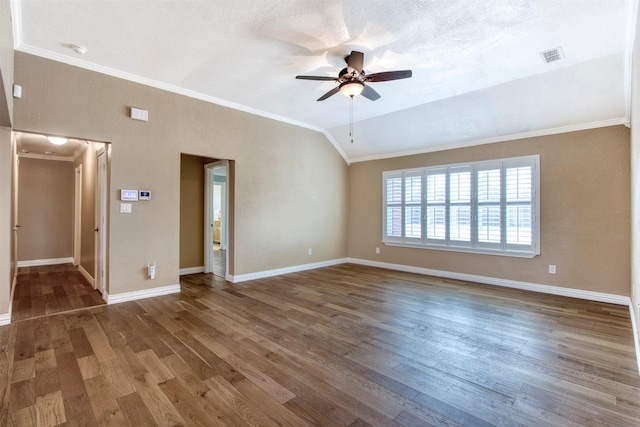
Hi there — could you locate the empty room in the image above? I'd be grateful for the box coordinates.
[1,1,639,426]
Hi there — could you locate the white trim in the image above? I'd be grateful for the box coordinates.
[17,153,74,162]
[78,264,95,286]
[347,258,631,306]
[106,284,181,305]
[348,118,628,163]
[322,130,350,165]
[74,164,82,266]
[17,257,74,267]
[71,143,89,162]
[624,0,639,123]
[10,0,22,49]
[630,304,640,375]
[0,312,10,326]
[14,43,351,164]
[180,266,204,275]
[12,45,624,167]
[204,161,229,274]
[228,258,348,283]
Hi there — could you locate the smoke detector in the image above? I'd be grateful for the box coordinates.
[540,47,564,64]
[70,44,87,55]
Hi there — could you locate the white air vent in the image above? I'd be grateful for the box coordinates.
[540,47,564,64]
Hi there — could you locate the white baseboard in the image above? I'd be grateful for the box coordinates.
[180,266,204,275]
[78,265,95,286]
[0,312,10,326]
[229,258,348,283]
[347,258,631,306]
[630,304,640,375]
[17,257,74,267]
[106,284,181,305]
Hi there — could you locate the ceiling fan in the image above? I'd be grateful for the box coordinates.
[296,50,412,101]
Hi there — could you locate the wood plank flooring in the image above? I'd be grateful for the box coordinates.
[11,264,106,322]
[1,263,639,426]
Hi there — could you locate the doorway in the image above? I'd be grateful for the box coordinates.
[205,161,228,278]
[12,131,108,321]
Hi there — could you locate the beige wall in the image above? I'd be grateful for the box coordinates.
[12,52,348,296]
[73,142,100,278]
[0,0,13,127]
[17,157,74,261]
[180,154,206,269]
[348,126,631,296]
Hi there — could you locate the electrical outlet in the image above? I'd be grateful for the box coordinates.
[549,264,556,274]
[375,247,380,254]
[308,248,312,256]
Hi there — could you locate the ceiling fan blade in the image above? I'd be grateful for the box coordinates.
[296,75,338,81]
[317,86,340,101]
[365,70,412,82]
[361,85,381,101]
[347,51,364,74]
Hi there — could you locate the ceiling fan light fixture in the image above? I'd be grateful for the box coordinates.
[340,81,364,98]
[47,136,68,145]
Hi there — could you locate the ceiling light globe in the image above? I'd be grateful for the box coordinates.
[340,81,364,98]
[47,136,68,145]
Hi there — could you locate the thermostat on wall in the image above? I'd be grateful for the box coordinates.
[139,191,151,200]
[120,189,138,201]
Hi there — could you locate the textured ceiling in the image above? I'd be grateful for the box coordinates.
[12,0,635,162]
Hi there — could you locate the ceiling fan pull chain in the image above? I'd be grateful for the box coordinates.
[350,97,354,143]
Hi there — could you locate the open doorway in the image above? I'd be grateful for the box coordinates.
[179,154,232,280]
[205,161,228,278]
[12,131,108,321]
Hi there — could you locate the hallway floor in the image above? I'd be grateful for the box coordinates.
[11,264,106,322]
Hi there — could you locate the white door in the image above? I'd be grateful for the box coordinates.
[204,160,228,277]
[95,148,107,295]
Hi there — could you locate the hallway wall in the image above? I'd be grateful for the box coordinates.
[180,154,207,270]
[17,157,74,262]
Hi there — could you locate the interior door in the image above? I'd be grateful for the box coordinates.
[204,160,228,277]
[95,148,107,295]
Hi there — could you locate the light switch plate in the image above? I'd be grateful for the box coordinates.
[120,203,132,213]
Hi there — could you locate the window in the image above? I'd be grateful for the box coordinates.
[382,155,539,257]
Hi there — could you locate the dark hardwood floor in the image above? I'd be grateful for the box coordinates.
[11,264,106,322]
[1,263,638,426]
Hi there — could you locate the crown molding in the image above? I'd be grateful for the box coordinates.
[14,43,352,165]
[624,0,639,123]
[348,118,628,163]
[10,0,22,49]
[18,152,74,162]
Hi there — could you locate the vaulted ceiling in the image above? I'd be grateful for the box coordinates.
[11,0,636,162]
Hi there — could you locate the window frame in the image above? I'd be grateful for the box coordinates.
[382,155,540,258]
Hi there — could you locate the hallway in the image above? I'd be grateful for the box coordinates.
[11,264,105,322]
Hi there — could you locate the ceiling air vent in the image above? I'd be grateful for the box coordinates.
[540,47,564,64]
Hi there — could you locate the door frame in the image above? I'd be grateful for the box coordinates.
[74,164,82,266]
[95,147,107,296]
[204,160,228,275]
